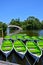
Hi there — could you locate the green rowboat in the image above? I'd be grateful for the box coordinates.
[38,36,43,40]
[1,40,13,57]
[13,40,27,59]
[38,40,43,50]
[26,41,42,58]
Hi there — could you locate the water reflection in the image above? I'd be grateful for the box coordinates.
[19,30,43,36]
[39,30,43,36]
[6,29,43,36]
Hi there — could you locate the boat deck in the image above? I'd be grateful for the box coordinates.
[1,40,13,51]
[38,40,43,50]
[26,41,41,57]
[32,36,39,40]
[14,40,26,52]
[38,36,43,40]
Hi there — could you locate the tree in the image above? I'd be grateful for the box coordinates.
[0,22,7,37]
[41,21,43,29]
[2,23,7,34]
[10,18,22,27]
[9,16,43,30]
[24,16,41,30]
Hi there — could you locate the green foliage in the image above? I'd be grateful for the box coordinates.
[41,21,43,29]
[0,16,43,37]
[0,22,7,37]
[0,22,3,27]
[24,16,41,30]
[2,23,7,36]
[9,16,42,30]
[10,18,22,27]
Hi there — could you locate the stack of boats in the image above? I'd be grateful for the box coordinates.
[0,34,43,61]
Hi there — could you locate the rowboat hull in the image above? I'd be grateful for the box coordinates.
[14,49,27,59]
[26,41,42,62]
[27,50,42,62]
[13,40,27,59]
[1,49,13,58]
[16,51,26,59]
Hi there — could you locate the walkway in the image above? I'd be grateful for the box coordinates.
[0,61,20,65]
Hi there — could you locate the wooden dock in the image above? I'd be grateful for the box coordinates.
[0,61,20,65]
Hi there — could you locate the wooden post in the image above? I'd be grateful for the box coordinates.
[2,29,3,38]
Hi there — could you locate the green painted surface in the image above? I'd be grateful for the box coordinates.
[11,35,17,40]
[14,40,26,52]
[1,40,13,51]
[26,41,41,56]
[24,35,31,40]
[2,34,43,56]
[31,36,39,40]
[39,36,43,40]
[38,40,43,49]
[17,34,24,40]
[4,35,10,39]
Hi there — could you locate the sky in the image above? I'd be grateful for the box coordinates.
[0,0,43,24]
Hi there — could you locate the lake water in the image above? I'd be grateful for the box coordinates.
[19,30,43,36]
[7,29,43,36]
